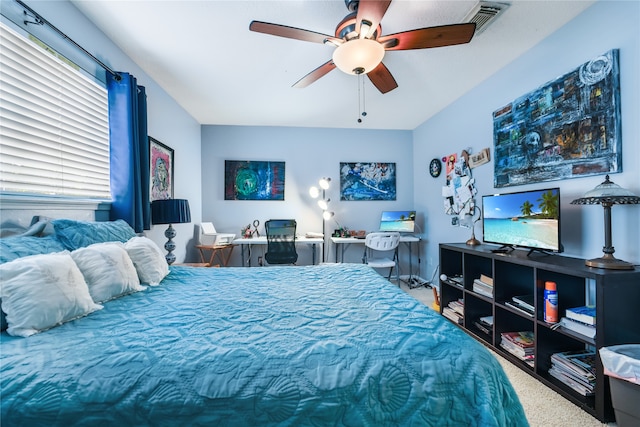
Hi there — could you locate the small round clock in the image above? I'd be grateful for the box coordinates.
[429,158,442,178]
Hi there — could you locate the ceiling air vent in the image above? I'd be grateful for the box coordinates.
[464,2,510,34]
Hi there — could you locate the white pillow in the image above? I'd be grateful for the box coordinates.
[71,242,146,303]
[0,251,102,337]
[124,236,169,285]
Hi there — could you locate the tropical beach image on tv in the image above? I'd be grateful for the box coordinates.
[482,188,561,252]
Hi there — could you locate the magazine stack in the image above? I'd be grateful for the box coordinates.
[442,298,464,325]
[500,331,535,367]
[549,350,596,396]
[472,274,493,298]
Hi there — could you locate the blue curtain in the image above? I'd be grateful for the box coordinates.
[107,72,150,232]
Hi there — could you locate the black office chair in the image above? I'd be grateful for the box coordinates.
[264,219,298,265]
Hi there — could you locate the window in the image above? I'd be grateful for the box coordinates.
[0,21,110,199]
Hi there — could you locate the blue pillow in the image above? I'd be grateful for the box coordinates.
[0,235,66,264]
[52,219,136,250]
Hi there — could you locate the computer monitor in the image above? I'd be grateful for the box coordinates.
[379,210,416,233]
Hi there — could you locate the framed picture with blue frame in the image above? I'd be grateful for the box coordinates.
[339,162,396,201]
[224,160,285,200]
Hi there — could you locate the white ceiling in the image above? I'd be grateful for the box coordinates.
[70,0,594,130]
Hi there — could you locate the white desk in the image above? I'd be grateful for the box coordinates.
[331,235,420,263]
[232,236,324,266]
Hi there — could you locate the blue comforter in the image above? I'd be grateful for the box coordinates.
[1,264,527,426]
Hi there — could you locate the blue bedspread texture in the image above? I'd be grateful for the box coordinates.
[1,264,527,426]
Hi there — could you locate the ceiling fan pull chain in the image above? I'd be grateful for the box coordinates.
[362,74,367,119]
[357,74,362,123]
[357,73,367,123]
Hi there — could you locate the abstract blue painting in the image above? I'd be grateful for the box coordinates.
[340,162,396,201]
[493,49,621,188]
[224,160,285,200]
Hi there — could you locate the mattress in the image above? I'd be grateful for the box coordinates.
[1,263,527,426]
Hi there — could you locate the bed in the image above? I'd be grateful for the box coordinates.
[0,219,528,426]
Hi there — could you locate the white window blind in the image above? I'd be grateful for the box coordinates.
[0,21,110,199]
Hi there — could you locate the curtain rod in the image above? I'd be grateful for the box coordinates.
[16,0,121,81]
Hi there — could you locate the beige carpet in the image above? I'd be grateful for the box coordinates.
[397,281,613,427]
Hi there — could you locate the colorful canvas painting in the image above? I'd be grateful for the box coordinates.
[150,137,173,201]
[493,49,621,188]
[224,160,285,200]
[340,162,396,201]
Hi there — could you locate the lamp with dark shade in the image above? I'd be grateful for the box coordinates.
[151,199,191,265]
[570,175,640,270]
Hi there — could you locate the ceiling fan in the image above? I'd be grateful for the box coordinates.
[249,0,476,94]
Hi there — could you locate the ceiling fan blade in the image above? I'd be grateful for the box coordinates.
[355,0,392,38]
[367,62,398,94]
[378,23,476,51]
[249,21,339,45]
[293,60,337,88]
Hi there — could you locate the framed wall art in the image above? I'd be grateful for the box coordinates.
[224,160,285,201]
[493,49,622,188]
[150,137,174,201]
[339,162,396,201]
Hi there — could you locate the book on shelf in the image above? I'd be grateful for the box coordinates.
[450,275,464,285]
[479,274,494,286]
[474,320,492,336]
[505,301,534,317]
[473,279,493,298]
[443,307,463,325]
[479,315,493,326]
[565,306,596,326]
[511,294,535,312]
[448,298,464,316]
[555,317,596,339]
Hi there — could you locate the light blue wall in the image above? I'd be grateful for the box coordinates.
[201,126,413,266]
[15,1,203,263]
[202,1,639,274]
[413,0,640,278]
[12,1,637,273]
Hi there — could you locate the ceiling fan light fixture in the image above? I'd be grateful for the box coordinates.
[332,38,384,75]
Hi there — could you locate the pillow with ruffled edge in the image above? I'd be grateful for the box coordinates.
[124,236,169,286]
[52,219,136,251]
[71,242,146,303]
[0,251,102,337]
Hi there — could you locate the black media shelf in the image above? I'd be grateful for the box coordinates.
[439,243,640,423]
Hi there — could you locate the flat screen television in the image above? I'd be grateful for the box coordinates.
[482,188,562,253]
[379,210,416,233]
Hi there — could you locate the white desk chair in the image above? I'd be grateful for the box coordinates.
[363,232,400,282]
